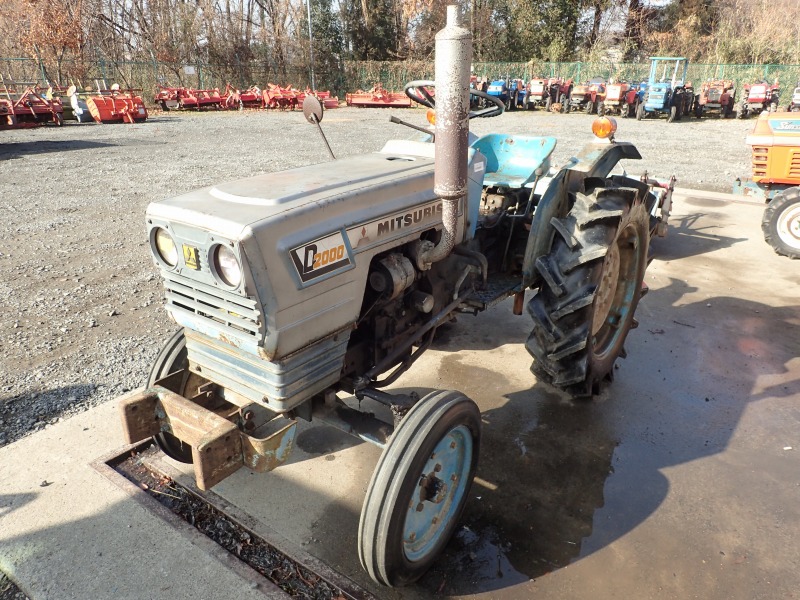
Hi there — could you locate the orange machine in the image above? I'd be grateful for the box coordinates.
[87,85,148,124]
[741,112,800,187]
[733,111,800,258]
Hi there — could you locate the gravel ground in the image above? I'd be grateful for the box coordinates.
[0,105,753,448]
[0,571,28,600]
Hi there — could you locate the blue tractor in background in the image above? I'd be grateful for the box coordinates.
[487,79,510,110]
[510,78,527,110]
[636,57,693,123]
[486,77,526,111]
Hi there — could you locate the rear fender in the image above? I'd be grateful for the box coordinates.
[522,141,642,288]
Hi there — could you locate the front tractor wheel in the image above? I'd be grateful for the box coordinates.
[358,390,481,587]
[762,187,800,259]
[526,181,650,397]
[148,330,195,463]
[667,104,678,123]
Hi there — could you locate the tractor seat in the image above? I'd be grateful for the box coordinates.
[471,134,556,189]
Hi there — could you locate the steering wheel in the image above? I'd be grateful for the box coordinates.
[404,80,505,118]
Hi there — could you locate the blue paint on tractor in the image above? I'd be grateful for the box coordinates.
[639,57,691,120]
[471,134,556,189]
[402,424,474,563]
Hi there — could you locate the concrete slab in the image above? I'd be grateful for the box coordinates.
[1,192,799,599]
[0,400,281,599]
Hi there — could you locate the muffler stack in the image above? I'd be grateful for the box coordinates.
[420,4,472,267]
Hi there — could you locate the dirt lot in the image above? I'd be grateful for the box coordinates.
[0,106,754,447]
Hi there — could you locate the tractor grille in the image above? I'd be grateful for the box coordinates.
[752,146,769,178]
[162,272,262,337]
[791,151,800,179]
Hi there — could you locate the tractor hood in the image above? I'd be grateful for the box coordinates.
[146,140,486,362]
[606,84,626,101]
[147,149,438,240]
[572,83,590,95]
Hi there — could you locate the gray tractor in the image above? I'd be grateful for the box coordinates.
[120,6,671,587]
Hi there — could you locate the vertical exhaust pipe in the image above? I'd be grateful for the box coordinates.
[418,4,472,268]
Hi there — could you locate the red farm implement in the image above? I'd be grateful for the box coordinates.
[221,84,263,110]
[262,84,301,109]
[177,87,223,110]
[0,77,64,129]
[295,89,339,110]
[346,83,412,108]
[154,85,180,110]
[86,84,148,124]
[154,85,223,110]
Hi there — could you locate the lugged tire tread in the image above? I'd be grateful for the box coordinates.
[550,285,596,320]
[526,178,651,397]
[550,216,581,250]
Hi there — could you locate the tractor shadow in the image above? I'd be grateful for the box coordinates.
[0,139,116,160]
[0,384,98,447]
[650,210,748,261]
[416,287,800,596]
[0,492,38,520]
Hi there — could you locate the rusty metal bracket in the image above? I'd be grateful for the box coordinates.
[119,386,297,490]
[242,419,297,473]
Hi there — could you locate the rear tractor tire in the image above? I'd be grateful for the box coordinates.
[358,390,481,587]
[526,180,650,397]
[724,99,734,118]
[762,187,800,259]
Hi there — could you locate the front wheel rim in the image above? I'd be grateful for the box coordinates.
[402,424,473,563]
[777,202,800,250]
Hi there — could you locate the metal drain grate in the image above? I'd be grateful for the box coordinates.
[94,442,372,600]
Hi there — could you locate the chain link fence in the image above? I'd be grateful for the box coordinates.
[0,57,342,100]
[3,56,800,105]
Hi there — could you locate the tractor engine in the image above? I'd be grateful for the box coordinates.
[343,244,477,386]
[480,189,520,226]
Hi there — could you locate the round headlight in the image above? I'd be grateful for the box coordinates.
[153,227,178,267]
[213,245,242,288]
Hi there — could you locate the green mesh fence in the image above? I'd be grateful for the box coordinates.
[3,56,800,106]
[0,57,340,104]
[344,60,800,95]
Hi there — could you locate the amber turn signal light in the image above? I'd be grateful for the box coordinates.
[592,116,617,139]
[426,108,436,125]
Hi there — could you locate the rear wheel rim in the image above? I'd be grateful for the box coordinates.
[591,220,643,362]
